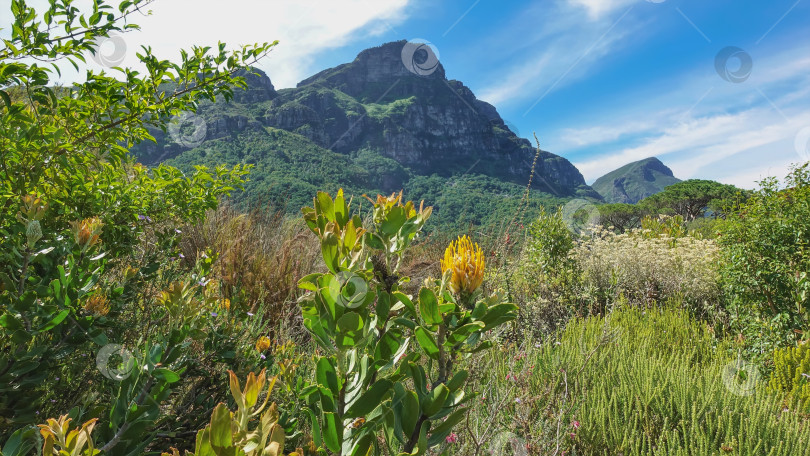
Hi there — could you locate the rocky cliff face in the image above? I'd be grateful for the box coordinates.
[136,40,598,198]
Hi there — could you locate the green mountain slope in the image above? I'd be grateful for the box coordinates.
[592,157,681,204]
[134,41,602,229]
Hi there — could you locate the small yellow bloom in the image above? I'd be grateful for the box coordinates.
[441,235,485,294]
[255,336,271,352]
[70,217,103,248]
[84,293,110,316]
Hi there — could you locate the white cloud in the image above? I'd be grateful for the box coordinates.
[476,1,640,107]
[553,43,810,189]
[1,0,412,88]
[567,0,637,20]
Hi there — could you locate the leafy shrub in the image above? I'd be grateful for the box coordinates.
[768,342,810,410]
[718,164,810,355]
[573,226,722,317]
[0,0,275,451]
[506,208,579,336]
[295,190,517,454]
[162,370,303,456]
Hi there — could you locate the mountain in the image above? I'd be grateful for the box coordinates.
[591,157,681,204]
[134,40,600,229]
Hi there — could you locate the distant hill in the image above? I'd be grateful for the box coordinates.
[133,40,601,230]
[592,157,681,204]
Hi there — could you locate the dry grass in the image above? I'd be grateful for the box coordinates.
[180,204,321,332]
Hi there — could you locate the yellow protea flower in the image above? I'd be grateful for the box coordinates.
[441,235,485,294]
[255,336,271,352]
[84,293,110,316]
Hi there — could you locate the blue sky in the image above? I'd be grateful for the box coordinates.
[4,0,809,188]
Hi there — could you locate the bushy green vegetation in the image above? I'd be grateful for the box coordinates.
[460,307,810,455]
[2,2,809,455]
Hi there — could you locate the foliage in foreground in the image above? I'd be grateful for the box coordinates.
[719,163,810,358]
[459,306,810,455]
[296,190,517,454]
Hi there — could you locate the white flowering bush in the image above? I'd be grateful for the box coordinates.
[574,226,722,316]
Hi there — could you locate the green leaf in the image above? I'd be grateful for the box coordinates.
[322,412,341,452]
[317,191,335,221]
[349,433,375,456]
[478,303,518,330]
[422,383,449,417]
[321,231,340,273]
[39,309,69,331]
[393,291,417,317]
[316,357,340,397]
[400,390,420,438]
[426,407,468,446]
[446,322,485,345]
[298,273,322,291]
[418,287,441,326]
[0,313,23,331]
[209,403,233,450]
[364,232,386,250]
[154,368,181,383]
[345,379,393,418]
[446,370,468,392]
[414,327,439,359]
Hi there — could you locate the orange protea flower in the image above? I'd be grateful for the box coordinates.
[255,336,271,352]
[84,293,110,316]
[70,217,103,249]
[441,235,485,294]
[364,190,430,223]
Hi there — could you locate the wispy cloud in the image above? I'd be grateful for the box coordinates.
[567,0,637,20]
[476,0,641,107]
[567,52,810,187]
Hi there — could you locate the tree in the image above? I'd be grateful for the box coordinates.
[597,203,642,231]
[639,179,743,221]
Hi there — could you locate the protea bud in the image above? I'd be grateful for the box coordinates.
[26,220,43,248]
